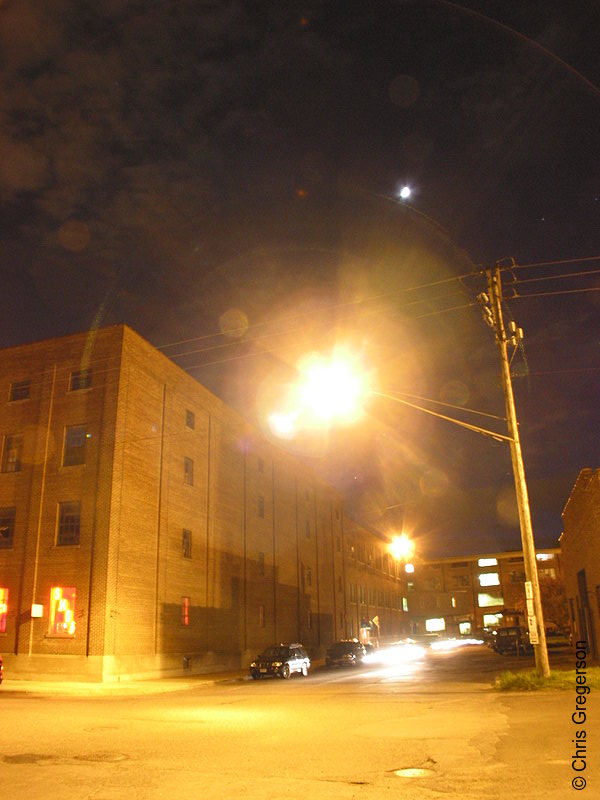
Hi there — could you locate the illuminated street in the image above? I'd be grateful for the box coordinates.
[2,644,595,800]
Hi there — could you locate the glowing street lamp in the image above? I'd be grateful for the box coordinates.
[389,533,415,562]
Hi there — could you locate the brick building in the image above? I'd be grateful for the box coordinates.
[561,468,600,659]
[0,325,409,681]
[403,547,563,637]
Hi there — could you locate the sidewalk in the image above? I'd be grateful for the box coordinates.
[1,668,250,696]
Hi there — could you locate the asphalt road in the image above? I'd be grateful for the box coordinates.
[1,644,596,800]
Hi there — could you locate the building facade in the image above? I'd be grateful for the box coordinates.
[403,547,563,637]
[0,325,409,681]
[561,468,600,660]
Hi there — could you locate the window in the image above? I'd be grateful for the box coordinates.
[9,380,30,401]
[258,495,264,518]
[63,425,88,466]
[181,596,190,626]
[69,369,92,391]
[182,529,192,559]
[49,586,76,636]
[510,569,526,583]
[185,409,195,429]
[452,574,471,588]
[478,572,500,587]
[426,617,445,632]
[184,457,194,486]
[0,507,16,549]
[0,587,8,632]
[402,596,408,612]
[459,621,472,635]
[478,557,498,567]
[1,434,23,473]
[477,592,504,608]
[57,502,81,546]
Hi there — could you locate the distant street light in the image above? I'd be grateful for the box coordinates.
[398,185,411,199]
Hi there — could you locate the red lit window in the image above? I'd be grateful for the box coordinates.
[49,586,76,636]
[0,587,8,633]
[181,596,190,626]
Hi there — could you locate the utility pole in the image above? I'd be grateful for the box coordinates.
[485,263,550,678]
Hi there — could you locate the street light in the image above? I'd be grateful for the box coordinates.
[269,343,550,676]
[389,533,415,563]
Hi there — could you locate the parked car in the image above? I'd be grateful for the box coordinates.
[545,628,570,648]
[325,640,366,668]
[250,643,310,679]
[492,626,533,655]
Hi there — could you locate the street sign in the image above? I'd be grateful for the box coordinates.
[527,615,539,644]
[526,598,535,616]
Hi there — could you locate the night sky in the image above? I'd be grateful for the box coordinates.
[1,1,598,558]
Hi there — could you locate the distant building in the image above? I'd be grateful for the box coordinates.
[561,468,600,659]
[0,325,408,681]
[403,547,563,637]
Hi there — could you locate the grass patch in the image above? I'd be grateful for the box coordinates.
[494,666,600,691]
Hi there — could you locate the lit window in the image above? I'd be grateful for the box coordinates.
[536,553,555,561]
[69,369,92,391]
[181,596,190,626]
[402,596,408,612]
[407,581,414,591]
[63,425,88,466]
[483,613,503,627]
[185,410,195,429]
[182,529,192,559]
[426,617,446,632]
[9,380,30,401]
[0,507,16,549]
[479,572,500,587]
[1,434,23,473]
[49,586,76,636]
[478,592,504,608]
[459,621,472,635]
[451,596,457,608]
[258,495,264,518]
[478,558,498,567]
[57,501,81,546]
[0,587,8,633]
[184,457,194,486]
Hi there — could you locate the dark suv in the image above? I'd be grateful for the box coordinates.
[492,626,533,655]
[250,643,310,679]
[325,640,366,668]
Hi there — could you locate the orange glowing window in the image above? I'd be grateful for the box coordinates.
[181,596,190,626]
[49,586,76,636]
[0,587,8,633]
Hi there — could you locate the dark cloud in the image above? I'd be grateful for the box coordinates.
[1,0,598,556]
